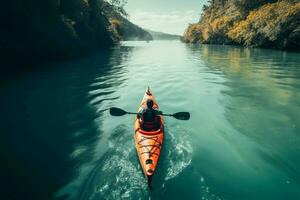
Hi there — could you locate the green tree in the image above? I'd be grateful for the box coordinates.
[108,0,128,17]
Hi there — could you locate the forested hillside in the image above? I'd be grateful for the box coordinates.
[183,0,300,51]
[0,0,113,63]
[102,1,152,41]
[146,29,181,40]
[0,0,151,65]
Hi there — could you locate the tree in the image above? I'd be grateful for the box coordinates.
[107,0,128,17]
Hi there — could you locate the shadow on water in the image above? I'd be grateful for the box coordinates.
[0,47,130,200]
[78,124,148,200]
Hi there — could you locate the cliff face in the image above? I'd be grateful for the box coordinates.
[102,2,153,41]
[183,0,300,51]
[0,0,114,63]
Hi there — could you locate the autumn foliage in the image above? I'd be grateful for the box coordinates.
[183,0,300,50]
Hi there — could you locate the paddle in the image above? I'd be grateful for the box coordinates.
[109,107,190,120]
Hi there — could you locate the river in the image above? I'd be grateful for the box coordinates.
[0,41,300,200]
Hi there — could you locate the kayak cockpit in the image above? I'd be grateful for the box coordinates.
[138,125,163,135]
[139,116,161,131]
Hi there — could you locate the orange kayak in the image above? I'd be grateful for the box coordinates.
[134,87,164,187]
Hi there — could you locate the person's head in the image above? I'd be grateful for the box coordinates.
[146,99,154,108]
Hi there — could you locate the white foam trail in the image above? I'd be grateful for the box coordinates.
[82,125,149,200]
[164,125,193,181]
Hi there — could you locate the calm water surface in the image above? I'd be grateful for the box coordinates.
[1,41,300,200]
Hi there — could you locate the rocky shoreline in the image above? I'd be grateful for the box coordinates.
[183,0,300,51]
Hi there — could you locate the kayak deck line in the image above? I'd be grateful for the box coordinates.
[134,87,164,188]
[137,135,162,157]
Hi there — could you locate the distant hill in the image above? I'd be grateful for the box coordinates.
[102,2,152,41]
[146,30,181,40]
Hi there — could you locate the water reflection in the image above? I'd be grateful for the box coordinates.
[1,41,300,200]
[56,46,133,199]
[0,48,130,200]
[188,44,300,199]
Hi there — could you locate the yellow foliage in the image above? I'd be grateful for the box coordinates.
[183,0,300,47]
[184,15,233,43]
[228,1,300,44]
[211,16,231,32]
[202,27,210,41]
[110,19,121,27]
[109,19,122,40]
[183,23,202,43]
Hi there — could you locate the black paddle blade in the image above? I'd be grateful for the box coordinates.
[109,107,127,116]
[173,112,190,120]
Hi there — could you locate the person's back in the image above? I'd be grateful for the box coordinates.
[137,99,161,131]
[143,108,157,122]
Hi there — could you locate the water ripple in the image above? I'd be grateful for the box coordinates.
[164,126,193,181]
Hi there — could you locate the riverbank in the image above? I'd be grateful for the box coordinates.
[0,0,151,68]
[183,0,300,51]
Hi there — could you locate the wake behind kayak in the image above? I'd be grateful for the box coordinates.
[109,87,190,189]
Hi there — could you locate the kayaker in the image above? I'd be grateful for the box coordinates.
[137,99,162,130]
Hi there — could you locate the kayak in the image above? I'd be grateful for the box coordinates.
[134,87,164,187]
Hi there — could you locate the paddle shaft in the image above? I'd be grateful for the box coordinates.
[127,112,138,115]
[109,107,189,120]
[126,112,173,117]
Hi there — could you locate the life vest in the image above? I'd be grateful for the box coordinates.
[141,109,160,131]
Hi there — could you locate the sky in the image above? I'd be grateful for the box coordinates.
[125,0,208,35]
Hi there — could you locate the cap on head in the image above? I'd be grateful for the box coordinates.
[146,99,154,108]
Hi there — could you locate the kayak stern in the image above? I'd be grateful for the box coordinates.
[147,175,153,188]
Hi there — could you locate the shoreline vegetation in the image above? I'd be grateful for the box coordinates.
[1,0,298,70]
[183,0,300,51]
[102,1,152,42]
[0,0,151,67]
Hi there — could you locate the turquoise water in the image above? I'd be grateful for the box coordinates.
[1,41,300,200]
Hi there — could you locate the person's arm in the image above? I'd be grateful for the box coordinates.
[137,107,145,119]
[154,108,163,115]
